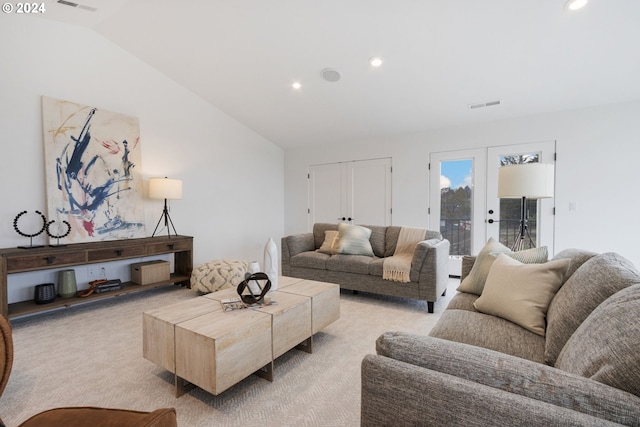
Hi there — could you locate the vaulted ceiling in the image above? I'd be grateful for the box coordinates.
[34,0,640,148]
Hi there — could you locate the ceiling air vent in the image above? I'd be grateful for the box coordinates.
[469,100,501,110]
[57,0,97,12]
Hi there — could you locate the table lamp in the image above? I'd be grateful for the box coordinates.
[149,177,182,238]
[497,163,554,251]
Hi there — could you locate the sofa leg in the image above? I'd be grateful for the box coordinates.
[427,301,434,313]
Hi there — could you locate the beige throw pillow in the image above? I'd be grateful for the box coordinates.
[474,254,570,336]
[316,230,339,255]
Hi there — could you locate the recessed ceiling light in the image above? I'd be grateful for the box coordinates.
[292,82,301,90]
[369,57,383,67]
[565,0,588,11]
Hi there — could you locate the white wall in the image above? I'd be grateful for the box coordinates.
[0,17,284,303]
[285,100,640,268]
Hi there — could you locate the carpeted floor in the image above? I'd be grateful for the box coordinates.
[0,279,457,426]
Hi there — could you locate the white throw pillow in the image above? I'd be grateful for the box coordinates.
[335,223,374,256]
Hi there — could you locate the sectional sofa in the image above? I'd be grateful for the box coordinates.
[361,246,640,426]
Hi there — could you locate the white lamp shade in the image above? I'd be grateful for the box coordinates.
[497,163,554,199]
[149,178,183,200]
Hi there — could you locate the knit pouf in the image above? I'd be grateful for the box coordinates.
[190,259,249,294]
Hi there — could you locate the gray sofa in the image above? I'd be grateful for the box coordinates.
[361,248,640,426]
[281,223,450,313]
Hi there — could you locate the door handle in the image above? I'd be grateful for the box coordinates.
[487,219,499,224]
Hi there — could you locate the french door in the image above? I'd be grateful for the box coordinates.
[429,142,556,274]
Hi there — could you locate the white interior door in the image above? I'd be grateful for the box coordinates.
[348,158,392,226]
[308,162,347,226]
[308,158,392,228]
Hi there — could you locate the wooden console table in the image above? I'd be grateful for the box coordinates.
[0,235,193,319]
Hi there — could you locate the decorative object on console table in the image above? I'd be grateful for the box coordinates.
[13,210,47,249]
[93,279,123,294]
[131,260,170,285]
[34,283,56,304]
[41,96,146,244]
[45,218,71,247]
[264,238,279,290]
[58,269,77,298]
[497,163,554,251]
[149,177,182,238]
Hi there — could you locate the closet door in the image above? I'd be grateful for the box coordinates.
[308,162,347,226]
[308,158,392,228]
[348,158,392,226]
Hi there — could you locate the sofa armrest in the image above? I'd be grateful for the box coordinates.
[411,238,450,301]
[361,355,624,427]
[280,233,315,276]
[375,332,640,425]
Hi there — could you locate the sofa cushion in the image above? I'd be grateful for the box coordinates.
[429,309,546,363]
[556,284,640,398]
[384,226,401,257]
[369,257,385,277]
[551,248,598,281]
[289,252,329,270]
[474,255,570,337]
[445,292,479,312]
[366,225,387,258]
[544,252,640,366]
[326,254,374,275]
[316,230,339,255]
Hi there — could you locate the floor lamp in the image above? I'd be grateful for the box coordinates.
[149,177,183,238]
[497,163,554,251]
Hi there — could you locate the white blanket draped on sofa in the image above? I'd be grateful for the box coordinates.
[383,227,426,282]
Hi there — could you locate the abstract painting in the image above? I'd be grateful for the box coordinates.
[42,96,146,244]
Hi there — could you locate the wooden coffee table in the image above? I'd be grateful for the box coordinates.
[143,277,339,396]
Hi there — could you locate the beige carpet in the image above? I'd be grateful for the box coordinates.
[0,279,456,426]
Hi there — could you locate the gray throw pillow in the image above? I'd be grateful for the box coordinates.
[457,240,547,296]
[456,238,511,295]
[555,284,640,398]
